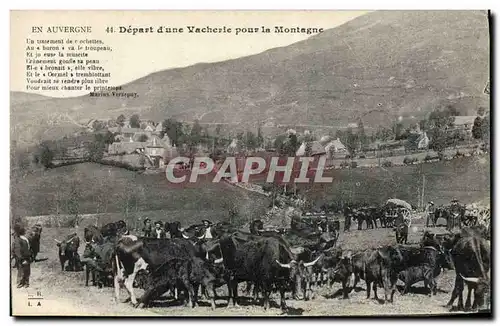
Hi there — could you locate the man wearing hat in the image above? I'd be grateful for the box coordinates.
[142,218,153,238]
[12,223,31,288]
[202,219,214,239]
[425,201,436,227]
[154,221,166,239]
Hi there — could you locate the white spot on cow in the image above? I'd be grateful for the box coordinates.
[412,226,419,233]
[123,235,138,241]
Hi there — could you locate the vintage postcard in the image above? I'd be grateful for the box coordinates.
[10,10,491,317]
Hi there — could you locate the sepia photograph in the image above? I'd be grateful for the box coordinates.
[9,10,491,317]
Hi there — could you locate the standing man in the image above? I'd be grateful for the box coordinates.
[12,223,31,288]
[153,221,166,239]
[343,205,352,232]
[425,201,436,227]
[202,220,213,239]
[142,218,153,237]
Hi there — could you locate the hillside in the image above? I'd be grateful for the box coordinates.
[10,91,52,106]
[11,11,490,146]
[10,162,271,224]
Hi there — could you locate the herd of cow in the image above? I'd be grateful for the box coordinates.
[342,202,483,231]
[13,214,491,314]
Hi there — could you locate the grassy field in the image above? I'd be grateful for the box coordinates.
[256,155,490,208]
[11,221,473,317]
[11,162,271,226]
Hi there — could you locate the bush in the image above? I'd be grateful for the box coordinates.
[358,153,366,159]
[340,161,350,168]
[454,150,465,158]
[382,160,393,167]
[424,153,439,161]
[403,156,418,165]
[351,161,358,168]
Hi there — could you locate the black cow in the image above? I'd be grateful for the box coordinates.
[250,220,287,238]
[84,225,104,244]
[327,250,354,299]
[182,224,207,240]
[343,206,354,231]
[112,236,197,306]
[101,220,128,239]
[165,221,183,239]
[398,245,454,295]
[82,239,116,287]
[354,207,378,230]
[445,232,490,311]
[82,225,105,286]
[352,246,405,303]
[394,224,409,244]
[289,256,323,301]
[137,257,218,309]
[216,235,320,311]
[26,223,43,262]
[55,233,82,272]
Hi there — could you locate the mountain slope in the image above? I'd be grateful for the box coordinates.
[11,10,490,145]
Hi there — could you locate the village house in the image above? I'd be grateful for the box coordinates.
[405,131,429,151]
[449,116,477,139]
[325,138,348,158]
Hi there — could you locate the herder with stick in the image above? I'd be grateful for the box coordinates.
[12,223,31,288]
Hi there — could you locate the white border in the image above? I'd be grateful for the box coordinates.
[2,1,497,326]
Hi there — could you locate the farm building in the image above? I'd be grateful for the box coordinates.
[452,116,477,136]
[295,141,327,157]
[325,138,347,157]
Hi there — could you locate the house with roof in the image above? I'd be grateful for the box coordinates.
[155,121,164,135]
[227,138,240,154]
[451,116,477,138]
[296,141,327,157]
[405,131,429,151]
[325,138,347,157]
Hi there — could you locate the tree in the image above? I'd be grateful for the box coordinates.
[116,114,126,127]
[274,134,287,151]
[129,114,141,128]
[472,116,483,139]
[161,118,185,147]
[339,128,358,157]
[429,127,447,159]
[138,134,149,142]
[394,123,407,140]
[245,130,258,150]
[357,118,368,149]
[38,143,54,168]
[85,133,110,162]
[482,115,490,149]
[65,181,81,227]
[189,120,203,146]
[139,154,146,168]
[257,126,264,148]
[280,133,299,156]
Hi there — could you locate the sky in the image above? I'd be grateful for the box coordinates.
[11,11,369,97]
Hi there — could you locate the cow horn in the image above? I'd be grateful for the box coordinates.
[303,255,322,267]
[460,274,480,283]
[321,267,329,273]
[275,260,291,269]
[214,258,224,264]
[54,239,61,244]
[85,241,91,245]
[182,233,190,239]
[197,234,206,240]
